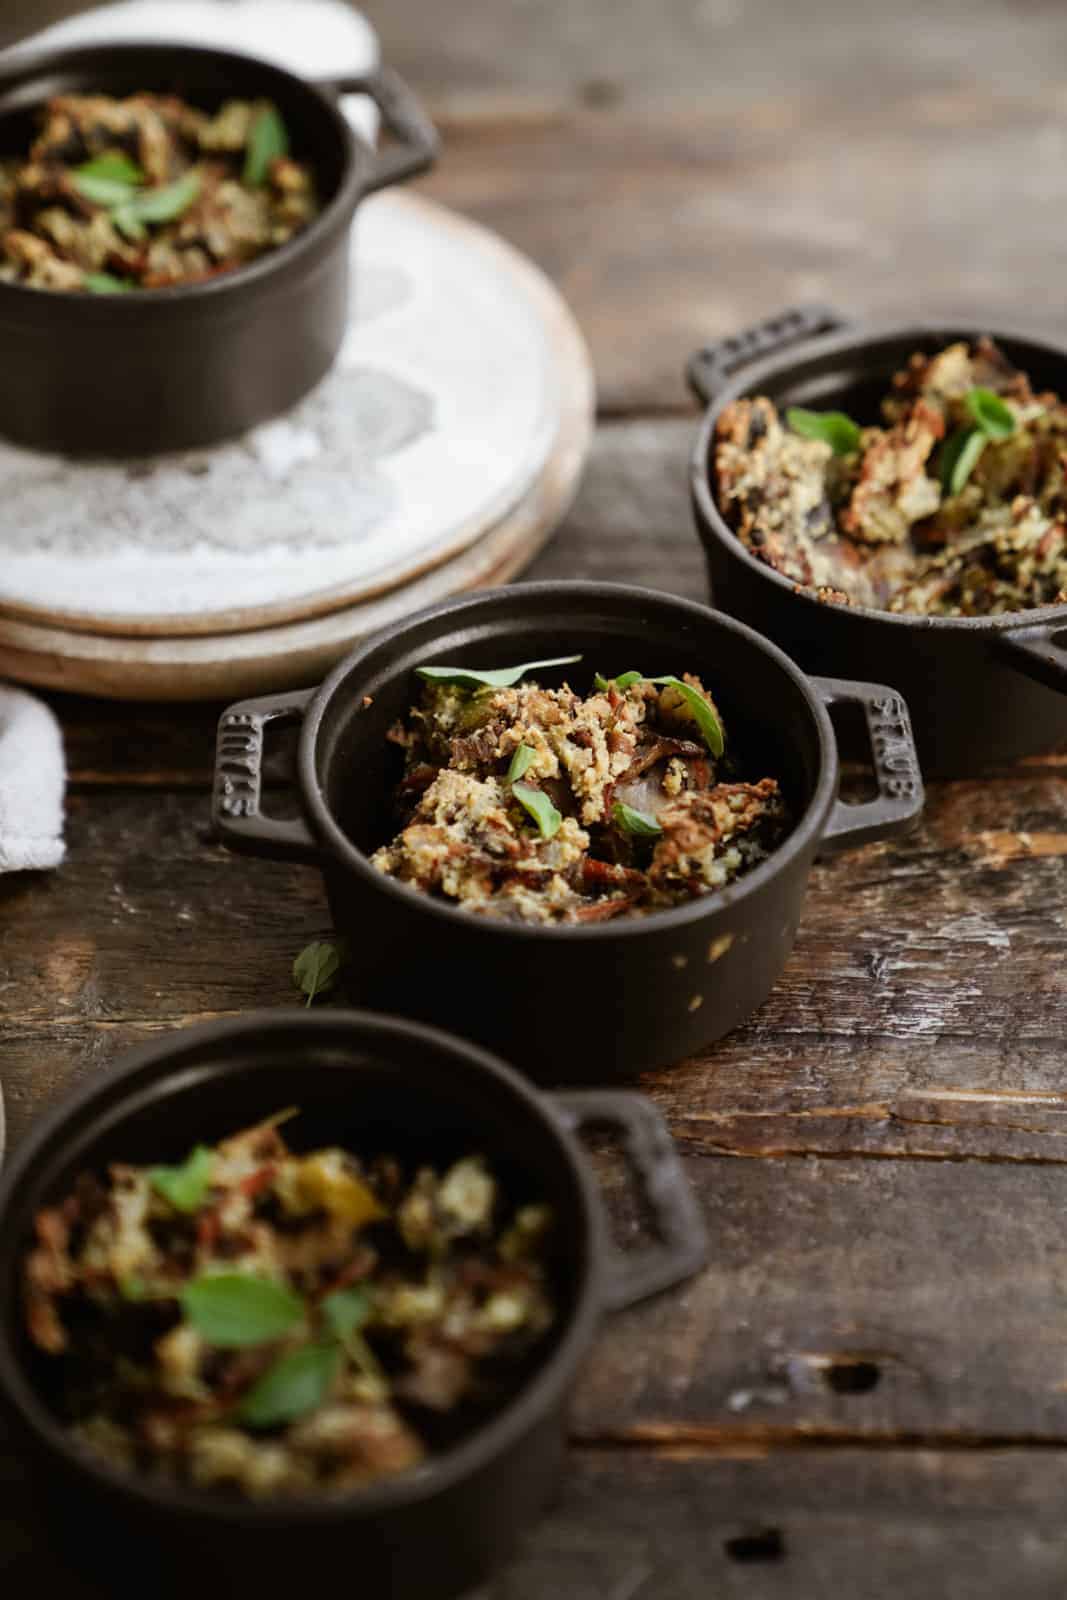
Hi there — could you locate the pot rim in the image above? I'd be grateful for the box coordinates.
[0,40,363,314]
[690,316,1067,635]
[0,1009,606,1525]
[296,579,841,941]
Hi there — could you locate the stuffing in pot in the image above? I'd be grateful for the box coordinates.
[23,1113,555,1498]
[714,338,1067,617]
[370,657,789,924]
[0,91,318,292]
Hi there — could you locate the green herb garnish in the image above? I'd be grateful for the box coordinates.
[244,104,290,187]
[416,656,582,691]
[507,743,536,782]
[239,1341,340,1429]
[594,670,643,692]
[786,407,862,455]
[965,386,1016,439]
[149,1144,214,1213]
[83,272,132,295]
[75,151,144,187]
[322,1286,372,1341]
[114,169,202,240]
[292,940,343,1007]
[181,1273,306,1348]
[512,782,562,840]
[649,676,724,758]
[612,802,663,837]
[71,170,140,208]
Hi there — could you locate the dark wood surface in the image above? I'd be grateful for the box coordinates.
[6,1,1067,1592]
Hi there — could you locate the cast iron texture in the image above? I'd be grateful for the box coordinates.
[212,583,924,1081]
[688,307,1067,776]
[0,1010,705,1600]
[0,43,437,456]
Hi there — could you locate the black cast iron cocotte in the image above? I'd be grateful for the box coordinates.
[0,42,438,456]
[0,1010,706,1600]
[688,305,1067,776]
[212,582,925,1081]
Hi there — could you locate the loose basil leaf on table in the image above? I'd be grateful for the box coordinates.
[293,939,343,1006]
[239,1341,341,1429]
[149,1144,214,1213]
[612,801,663,837]
[416,655,582,690]
[512,782,562,840]
[785,406,862,455]
[244,104,290,187]
[181,1272,306,1347]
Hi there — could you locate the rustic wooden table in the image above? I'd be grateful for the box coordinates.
[6,1,1067,1593]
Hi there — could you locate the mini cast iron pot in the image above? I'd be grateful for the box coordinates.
[688,305,1067,775]
[0,1010,706,1600]
[0,42,437,456]
[212,583,924,1080]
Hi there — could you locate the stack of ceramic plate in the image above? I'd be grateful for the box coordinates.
[0,1,593,699]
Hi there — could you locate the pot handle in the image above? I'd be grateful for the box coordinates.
[551,1090,707,1312]
[319,67,439,195]
[995,618,1067,695]
[813,677,925,852]
[213,690,320,863]
[686,304,851,407]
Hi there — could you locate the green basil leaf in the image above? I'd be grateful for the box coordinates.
[75,152,144,186]
[322,1285,372,1340]
[965,386,1016,439]
[416,655,582,690]
[126,169,202,226]
[243,103,290,188]
[512,782,562,840]
[507,743,536,783]
[149,1144,214,1213]
[648,676,725,758]
[594,670,643,691]
[112,203,146,241]
[71,171,139,208]
[239,1341,340,1429]
[182,1273,305,1347]
[612,801,663,837]
[940,426,987,496]
[292,940,342,1007]
[83,272,132,295]
[785,407,862,455]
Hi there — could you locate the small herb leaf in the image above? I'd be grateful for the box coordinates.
[292,940,342,1007]
[612,801,663,837]
[966,386,1016,439]
[182,1273,305,1348]
[648,676,725,758]
[126,169,202,226]
[507,743,536,783]
[243,104,290,187]
[415,656,582,690]
[149,1144,214,1213]
[239,1341,340,1429]
[112,204,146,241]
[786,407,862,455]
[75,152,144,186]
[84,272,132,295]
[512,782,562,840]
[71,171,139,208]
[322,1286,372,1340]
[940,426,987,496]
[595,670,643,692]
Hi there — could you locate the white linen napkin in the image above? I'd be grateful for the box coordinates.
[0,686,66,872]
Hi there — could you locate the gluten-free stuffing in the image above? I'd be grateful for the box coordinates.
[370,657,788,924]
[0,92,318,292]
[713,338,1067,616]
[23,1114,555,1498]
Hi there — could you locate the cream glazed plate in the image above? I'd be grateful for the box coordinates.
[0,2,585,636]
